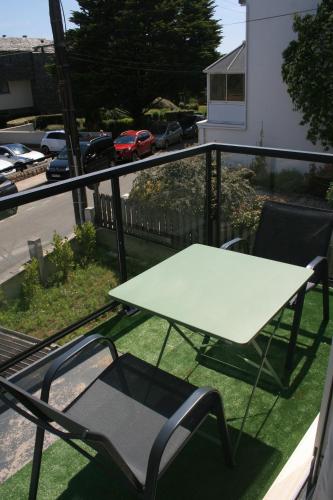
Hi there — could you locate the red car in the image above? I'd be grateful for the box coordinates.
[114,129,155,162]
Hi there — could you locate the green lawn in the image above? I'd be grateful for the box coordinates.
[1,287,331,500]
[0,251,148,340]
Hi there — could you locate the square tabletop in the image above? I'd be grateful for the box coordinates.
[109,244,313,344]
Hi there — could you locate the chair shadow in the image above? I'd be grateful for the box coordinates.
[197,316,329,398]
[57,418,281,500]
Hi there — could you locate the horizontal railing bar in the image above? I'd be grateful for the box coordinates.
[0,142,332,211]
[214,143,333,163]
[0,144,211,210]
[0,300,119,376]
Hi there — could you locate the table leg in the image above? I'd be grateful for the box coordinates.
[233,308,285,455]
[156,322,173,368]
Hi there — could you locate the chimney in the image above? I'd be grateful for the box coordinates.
[2,35,6,38]
[22,35,27,38]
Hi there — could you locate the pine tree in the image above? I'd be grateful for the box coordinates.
[67,0,222,124]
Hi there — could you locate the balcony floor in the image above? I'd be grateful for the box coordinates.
[1,287,332,500]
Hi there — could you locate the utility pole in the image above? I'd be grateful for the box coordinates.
[49,0,87,225]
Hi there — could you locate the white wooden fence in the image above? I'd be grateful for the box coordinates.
[93,192,255,250]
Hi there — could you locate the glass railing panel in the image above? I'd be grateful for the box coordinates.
[92,153,208,280]
[216,152,333,275]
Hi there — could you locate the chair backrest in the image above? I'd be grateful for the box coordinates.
[253,201,333,268]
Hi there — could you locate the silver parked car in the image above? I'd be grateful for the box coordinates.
[0,143,45,171]
[154,121,183,149]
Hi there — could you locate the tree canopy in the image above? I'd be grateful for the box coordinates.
[67,0,222,124]
[282,0,333,149]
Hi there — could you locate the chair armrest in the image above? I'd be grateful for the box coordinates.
[220,237,249,253]
[41,333,118,402]
[306,256,327,272]
[145,387,231,493]
[306,256,328,283]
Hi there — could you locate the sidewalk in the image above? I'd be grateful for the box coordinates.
[17,172,46,192]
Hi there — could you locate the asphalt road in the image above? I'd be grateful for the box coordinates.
[0,171,136,282]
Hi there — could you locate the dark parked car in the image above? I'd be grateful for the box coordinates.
[46,136,116,181]
[0,174,18,219]
[179,114,205,139]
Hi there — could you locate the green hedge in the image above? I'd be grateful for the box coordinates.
[101,117,134,137]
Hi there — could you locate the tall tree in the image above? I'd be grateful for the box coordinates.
[67,0,222,124]
[282,0,333,149]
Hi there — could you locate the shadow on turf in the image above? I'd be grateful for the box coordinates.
[57,418,281,500]
[196,316,329,398]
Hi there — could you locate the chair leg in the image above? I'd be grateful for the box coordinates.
[143,480,157,500]
[214,397,234,467]
[284,287,306,377]
[28,427,45,500]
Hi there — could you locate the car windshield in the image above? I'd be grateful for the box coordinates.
[8,144,31,155]
[114,135,135,144]
[57,143,88,160]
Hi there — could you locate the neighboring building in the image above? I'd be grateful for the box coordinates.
[198,0,330,153]
[0,37,60,124]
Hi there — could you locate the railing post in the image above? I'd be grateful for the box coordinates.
[216,150,222,247]
[111,177,127,283]
[205,150,213,246]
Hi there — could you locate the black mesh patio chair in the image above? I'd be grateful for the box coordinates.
[221,200,333,375]
[0,333,233,500]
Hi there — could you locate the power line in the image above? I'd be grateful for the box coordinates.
[223,8,317,26]
[69,52,204,74]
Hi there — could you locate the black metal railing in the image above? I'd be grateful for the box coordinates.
[0,142,333,374]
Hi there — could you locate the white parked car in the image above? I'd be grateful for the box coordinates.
[40,130,66,154]
[0,157,16,175]
[0,143,45,171]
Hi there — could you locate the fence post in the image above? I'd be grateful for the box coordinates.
[111,177,127,283]
[205,149,213,246]
[84,206,95,224]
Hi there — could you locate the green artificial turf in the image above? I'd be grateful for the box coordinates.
[1,287,332,500]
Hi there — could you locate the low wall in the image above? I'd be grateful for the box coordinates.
[0,129,44,145]
[0,229,175,300]
[96,228,176,267]
[1,123,35,131]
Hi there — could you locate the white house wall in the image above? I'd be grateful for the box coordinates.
[0,80,33,111]
[208,102,245,125]
[199,0,330,154]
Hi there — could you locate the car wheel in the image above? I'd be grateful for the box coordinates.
[15,162,27,172]
[151,144,156,155]
[41,145,50,155]
[132,151,139,162]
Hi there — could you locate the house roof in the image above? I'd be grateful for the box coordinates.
[0,37,54,54]
[203,42,246,74]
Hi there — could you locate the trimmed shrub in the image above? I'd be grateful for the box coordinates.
[21,258,42,308]
[74,222,96,267]
[49,232,75,284]
[34,114,85,131]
